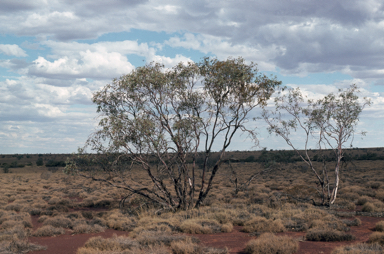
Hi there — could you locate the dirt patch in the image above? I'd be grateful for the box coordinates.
[31,215,44,229]
[28,229,128,254]
[190,226,252,254]
[69,207,110,212]
[191,217,384,254]
[282,216,383,254]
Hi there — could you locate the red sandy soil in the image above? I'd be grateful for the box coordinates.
[196,216,383,254]
[191,226,251,254]
[29,229,128,254]
[27,215,383,254]
[29,215,128,254]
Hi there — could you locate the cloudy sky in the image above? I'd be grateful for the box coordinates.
[1,0,383,154]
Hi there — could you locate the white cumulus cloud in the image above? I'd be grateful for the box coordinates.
[0,44,27,57]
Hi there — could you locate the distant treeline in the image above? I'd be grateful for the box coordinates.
[1,149,384,173]
[241,149,384,163]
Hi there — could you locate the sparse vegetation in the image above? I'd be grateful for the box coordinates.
[306,228,355,242]
[1,150,384,253]
[244,233,298,254]
[332,243,383,254]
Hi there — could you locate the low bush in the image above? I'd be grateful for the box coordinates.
[40,171,52,180]
[135,231,189,247]
[220,222,233,233]
[83,236,123,251]
[32,225,65,237]
[362,202,376,212]
[171,237,228,254]
[356,196,370,206]
[244,233,298,254]
[342,218,362,227]
[0,236,46,253]
[78,233,227,254]
[306,229,355,242]
[242,216,285,233]
[374,221,384,232]
[332,243,383,254]
[43,215,72,228]
[368,232,384,245]
[180,219,221,234]
[73,224,105,234]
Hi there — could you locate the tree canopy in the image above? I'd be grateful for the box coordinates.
[66,57,281,210]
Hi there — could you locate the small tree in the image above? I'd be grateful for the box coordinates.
[36,157,44,166]
[66,57,281,211]
[263,84,371,205]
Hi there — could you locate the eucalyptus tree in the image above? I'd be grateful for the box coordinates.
[66,57,281,211]
[263,84,371,205]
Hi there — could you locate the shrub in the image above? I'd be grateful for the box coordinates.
[43,215,72,228]
[32,225,65,237]
[170,238,196,254]
[242,217,285,233]
[368,232,384,245]
[73,224,105,234]
[244,233,298,254]
[2,166,9,173]
[180,219,221,234]
[369,182,381,189]
[376,191,384,202]
[45,160,66,167]
[1,237,46,253]
[83,236,122,251]
[36,158,44,166]
[362,202,376,212]
[342,218,362,227]
[221,223,233,233]
[332,243,383,254]
[374,221,384,232]
[135,231,189,247]
[306,229,355,242]
[4,203,23,212]
[356,196,370,206]
[40,171,52,180]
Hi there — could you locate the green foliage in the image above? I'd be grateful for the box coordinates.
[45,160,66,167]
[255,149,299,163]
[263,84,371,205]
[68,57,281,210]
[244,155,255,162]
[36,157,44,166]
[3,165,9,173]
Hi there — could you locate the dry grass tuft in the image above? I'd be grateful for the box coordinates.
[244,233,298,254]
[0,211,32,229]
[220,222,233,233]
[73,224,105,234]
[362,202,376,212]
[43,215,72,228]
[135,230,189,247]
[242,216,285,233]
[306,228,355,242]
[368,232,384,245]
[171,237,228,254]
[32,225,66,237]
[83,236,123,251]
[77,233,227,254]
[374,221,384,232]
[180,219,221,234]
[342,218,362,227]
[104,209,137,231]
[332,243,383,254]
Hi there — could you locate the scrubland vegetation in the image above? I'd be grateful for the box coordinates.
[1,151,384,253]
[0,58,380,253]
